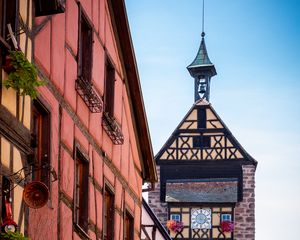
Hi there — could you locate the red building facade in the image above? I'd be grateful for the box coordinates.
[0,0,157,239]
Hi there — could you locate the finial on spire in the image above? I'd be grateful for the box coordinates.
[202,0,205,37]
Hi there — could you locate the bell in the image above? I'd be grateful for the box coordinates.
[23,181,49,209]
[199,84,206,94]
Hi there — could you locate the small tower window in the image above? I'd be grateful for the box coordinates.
[221,214,232,222]
[197,108,206,128]
[193,136,211,148]
[170,214,181,221]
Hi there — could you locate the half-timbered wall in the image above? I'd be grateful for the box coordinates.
[29,0,148,239]
[168,206,234,239]
[1,0,156,239]
[141,198,172,240]
[0,0,33,235]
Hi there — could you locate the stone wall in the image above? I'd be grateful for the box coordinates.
[148,166,168,226]
[235,165,256,240]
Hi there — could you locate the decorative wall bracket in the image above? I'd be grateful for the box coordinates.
[2,162,57,193]
[102,112,124,145]
[75,77,103,113]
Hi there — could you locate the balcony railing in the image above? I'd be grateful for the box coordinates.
[102,112,124,145]
[75,77,103,113]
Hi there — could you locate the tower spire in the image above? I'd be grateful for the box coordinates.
[187,0,216,103]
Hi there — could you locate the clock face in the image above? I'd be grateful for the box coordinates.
[191,208,212,229]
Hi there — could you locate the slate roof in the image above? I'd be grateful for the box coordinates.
[165,178,238,203]
[187,37,213,68]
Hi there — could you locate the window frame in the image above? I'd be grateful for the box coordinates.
[124,209,134,240]
[77,4,93,83]
[103,57,115,116]
[32,99,51,188]
[193,135,211,148]
[170,214,181,222]
[73,148,89,233]
[221,214,232,222]
[103,182,115,240]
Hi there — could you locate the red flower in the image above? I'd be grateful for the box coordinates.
[166,220,184,233]
[221,221,234,233]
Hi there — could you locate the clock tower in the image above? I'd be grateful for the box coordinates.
[148,4,257,240]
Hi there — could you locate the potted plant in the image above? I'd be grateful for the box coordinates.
[0,231,30,240]
[3,50,45,99]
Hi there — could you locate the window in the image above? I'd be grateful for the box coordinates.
[75,7,102,113]
[193,136,211,148]
[103,186,114,240]
[32,100,50,187]
[78,7,92,83]
[170,214,181,222]
[104,59,115,116]
[0,0,17,48]
[74,150,89,232]
[124,211,134,240]
[221,214,232,222]
[197,108,206,128]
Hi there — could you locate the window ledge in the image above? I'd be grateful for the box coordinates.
[75,77,103,113]
[102,112,124,145]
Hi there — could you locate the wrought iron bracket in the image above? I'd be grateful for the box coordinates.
[102,112,124,145]
[1,163,57,193]
[75,77,103,113]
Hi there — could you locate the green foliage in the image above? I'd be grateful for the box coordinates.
[3,50,45,99]
[0,231,30,240]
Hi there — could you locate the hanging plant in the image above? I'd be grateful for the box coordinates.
[3,50,45,99]
[166,220,184,233]
[221,221,234,233]
[0,231,30,240]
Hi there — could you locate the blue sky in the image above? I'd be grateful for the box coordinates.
[125,0,300,239]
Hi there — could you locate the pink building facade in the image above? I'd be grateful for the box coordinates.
[0,0,157,239]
